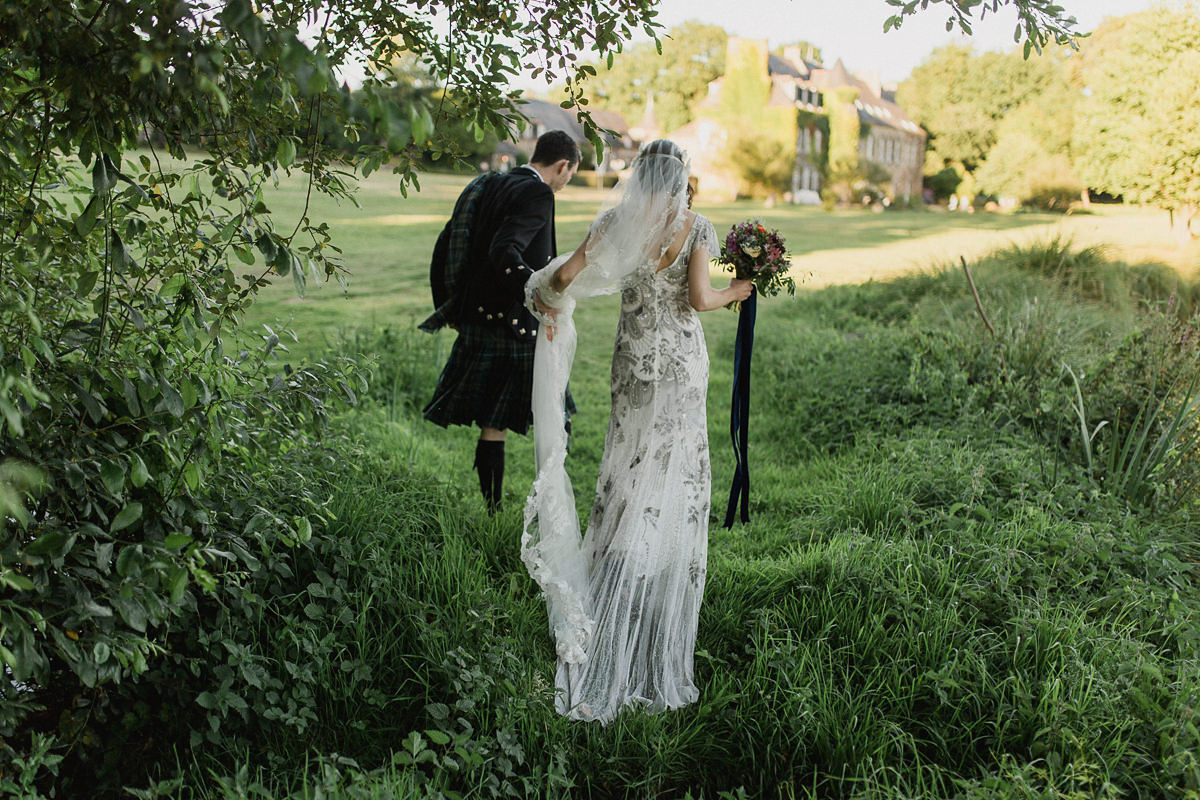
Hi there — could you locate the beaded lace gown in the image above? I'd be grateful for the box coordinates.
[523,214,719,724]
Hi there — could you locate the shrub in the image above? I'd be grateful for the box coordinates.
[0,3,368,790]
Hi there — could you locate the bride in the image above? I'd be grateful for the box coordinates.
[522,139,753,723]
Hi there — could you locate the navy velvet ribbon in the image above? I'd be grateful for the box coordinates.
[723,292,756,528]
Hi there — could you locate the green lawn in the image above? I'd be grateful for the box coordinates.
[235,168,1200,523]
[242,169,1197,358]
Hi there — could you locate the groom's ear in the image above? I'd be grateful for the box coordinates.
[549,158,575,190]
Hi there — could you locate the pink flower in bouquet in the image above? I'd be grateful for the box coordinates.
[717,219,796,299]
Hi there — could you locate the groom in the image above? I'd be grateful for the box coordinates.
[420,130,580,511]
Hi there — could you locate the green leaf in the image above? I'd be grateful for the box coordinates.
[95,541,114,573]
[110,229,135,272]
[255,232,278,262]
[159,377,184,418]
[76,270,100,297]
[160,273,186,298]
[167,567,189,604]
[26,530,69,557]
[0,643,21,680]
[100,460,124,494]
[295,516,312,543]
[164,533,192,549]
[73,381,106,424]
[292,255,306,297]
[425,729,452,746]
[111,502,144,533]
[115,597,148,632]
[277,137,297,168]
[75,195,103,237]
[94,642,111,664]
[116,544,141,576]
[180,378,198,411]
[93,154,119,197]
[273,246,291,276]
[1,570,34,591]
[216,217,237,243]
[0,396,24,436]
[130,454,150,488]
[183,461,201,491]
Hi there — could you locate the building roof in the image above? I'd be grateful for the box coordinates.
[768,53,804,79]
[515,99,587,140]
[824,58,854,89]
[514,99,633,146]
[770,51,925,137]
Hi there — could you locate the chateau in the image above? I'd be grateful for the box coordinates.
[507,37,927,205]
[669,38,926,204]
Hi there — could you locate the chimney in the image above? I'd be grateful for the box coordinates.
[782,45,809,77]
[856,69,882,100]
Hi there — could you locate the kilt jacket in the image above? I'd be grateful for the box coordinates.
[420,166,557,342]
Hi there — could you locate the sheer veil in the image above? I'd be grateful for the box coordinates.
[521,140,692,664]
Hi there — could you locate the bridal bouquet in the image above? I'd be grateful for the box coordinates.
[717,220,795,298]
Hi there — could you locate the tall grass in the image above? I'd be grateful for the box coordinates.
[95,237,1194,800]
[36,193,1195,800]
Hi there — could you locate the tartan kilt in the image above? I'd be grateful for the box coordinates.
[424,323,573,435]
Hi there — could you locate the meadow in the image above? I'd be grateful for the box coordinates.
[104,169,1200,798]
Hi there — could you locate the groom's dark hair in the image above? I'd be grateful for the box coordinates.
[531,130,581,168]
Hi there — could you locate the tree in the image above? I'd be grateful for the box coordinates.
[1071,9,1200,241]
[899,44,1077,207]
[713,38,795,199]
[974,120,1080,209]
[884,0,1082,56]
[584,21,727,135]
[824,85,865,205]
[973,48,1081,208]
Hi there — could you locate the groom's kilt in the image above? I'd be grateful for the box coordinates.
[423,322,540,435]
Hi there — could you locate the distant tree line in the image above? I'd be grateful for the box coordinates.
[899,8,1200,238]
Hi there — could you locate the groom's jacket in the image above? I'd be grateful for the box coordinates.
[421,166,557,341]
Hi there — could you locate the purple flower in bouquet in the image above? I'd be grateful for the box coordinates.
[717,220,796,299]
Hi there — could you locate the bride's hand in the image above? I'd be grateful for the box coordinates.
[533,290,559,342]
[533,290,559,321]
[729,279,754,302]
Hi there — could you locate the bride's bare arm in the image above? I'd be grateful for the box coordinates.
[548,235,590,294]
[531,235,590,341]
[687,244,753,311]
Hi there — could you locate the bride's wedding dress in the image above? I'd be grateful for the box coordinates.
[523,200,719,723]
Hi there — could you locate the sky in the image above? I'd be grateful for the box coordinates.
[578,0,1169,87]
[334,1,1176,92]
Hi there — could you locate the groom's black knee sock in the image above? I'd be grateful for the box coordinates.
[473,440,505,512]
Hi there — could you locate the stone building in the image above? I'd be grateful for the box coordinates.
[668,38,926,204]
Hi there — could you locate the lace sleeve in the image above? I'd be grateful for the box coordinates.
[524,255,575,326]
[693,214,721,262]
